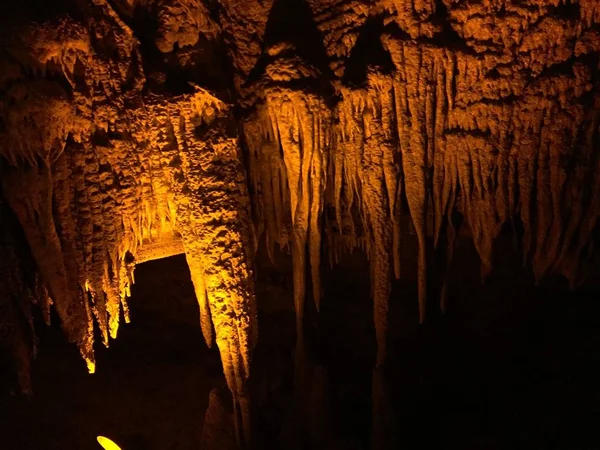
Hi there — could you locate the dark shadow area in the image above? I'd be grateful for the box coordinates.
[252,230,600,449]
[123,4,233,99]
[0,0,80,23]
[243,0,336,103]
[342,15,395,87]
[386,233,600,450]
[261,0,331,76]
[0,255,224,450]
[3,233,600,449]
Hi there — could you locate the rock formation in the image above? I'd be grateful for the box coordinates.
[0,0,599,444]
[0,1,257,431]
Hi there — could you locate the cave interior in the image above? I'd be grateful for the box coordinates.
[1,0,600,448]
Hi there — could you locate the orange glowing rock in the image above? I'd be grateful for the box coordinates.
[0,4,599,442]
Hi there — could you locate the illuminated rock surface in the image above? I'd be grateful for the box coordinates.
[0,0,599,446]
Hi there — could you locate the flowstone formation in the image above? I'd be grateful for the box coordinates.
[1,0,600,444]
[243,0,600,369]
[0,2,256,433]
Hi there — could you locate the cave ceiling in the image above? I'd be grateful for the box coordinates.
[0,0,599,440]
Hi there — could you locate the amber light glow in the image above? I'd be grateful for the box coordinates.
[1,0,599,447]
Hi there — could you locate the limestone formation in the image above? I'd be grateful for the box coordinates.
[0,1,257,415]
[0,0,599,445]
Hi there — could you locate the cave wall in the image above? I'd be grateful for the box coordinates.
[0,0,600,441]
[0,1,257,414]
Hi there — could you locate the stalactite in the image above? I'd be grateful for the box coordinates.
[245,42,332,336]
[372,367,394,450]
[140,90,258,443]
[1,4,600,444]
[55,147,112,346]
[0,1,259,406]
[247,88,329,331]
[242,4,600,372]
[439,219,456,314]
[383,40,437,324]
[1,162,96,372]
[0,85,259,415]
[333,72,399,366]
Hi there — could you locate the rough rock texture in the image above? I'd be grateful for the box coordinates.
[0,1,256,428]
[241,0,600,370]
[0,0,600,444]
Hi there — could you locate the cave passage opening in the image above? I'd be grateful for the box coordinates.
[0,255,226,450]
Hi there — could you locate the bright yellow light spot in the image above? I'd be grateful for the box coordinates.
[86,358,96,374]
[85,280,91,292]
[97,436,122,450]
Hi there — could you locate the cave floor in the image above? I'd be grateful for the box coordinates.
[2,242,600,450]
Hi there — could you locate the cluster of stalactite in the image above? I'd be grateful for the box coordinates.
[1,0,600,446]
[243,3,600,368]
[245,44,330,339]
[0,2,256,428]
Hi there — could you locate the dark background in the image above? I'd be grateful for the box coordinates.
[2,231,600,450]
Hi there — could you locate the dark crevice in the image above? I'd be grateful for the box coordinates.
[342,15,395,87]
[243,0,335,100]
[431,0,470,51]
[546,0,581,21]
[0,0,81,24]
[534,53,599,82]
[261,0,332,76]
